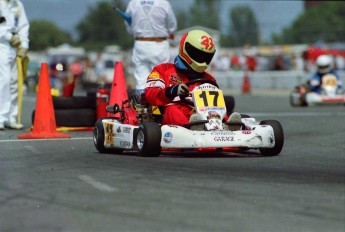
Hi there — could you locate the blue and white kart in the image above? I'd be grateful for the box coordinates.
[93,79,284,157]
[290,73,345,106]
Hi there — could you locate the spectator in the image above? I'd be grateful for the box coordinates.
[0,0,29,130]
[94,52,106,83]
[334,54,345,71]
[272,54,285,71]
[118,0,177,94]
[69,58,83,87]
[230,52,241,70]
[216,52,230,72]
[255,52,269,71]
[81,56,96,84]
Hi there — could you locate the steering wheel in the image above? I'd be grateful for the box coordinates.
[180,78,219,106]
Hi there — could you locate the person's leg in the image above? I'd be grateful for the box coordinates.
[8,54,23,129]
[162,105,190,126]
[132,41,152,91]
[150,40,170,68]
[0,48,12,128]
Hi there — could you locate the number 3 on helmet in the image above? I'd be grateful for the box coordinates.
[178,30,216,73]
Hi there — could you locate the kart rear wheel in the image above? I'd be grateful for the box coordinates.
[93,119,123,154]
[224,95,235,114]
[259,120,284,156]
[136,122,161,157]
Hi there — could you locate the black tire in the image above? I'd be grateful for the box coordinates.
[93,119,123,154]
[53,96,95,109]
[224,95,235,114]
[259,120,284,156]
[136,122,161,157]
[32,109,96,127]
[289,91,308,107]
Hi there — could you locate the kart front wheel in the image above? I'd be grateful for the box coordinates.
[136,122,161,157]
[259,120,284,156]
[93,119,123,154]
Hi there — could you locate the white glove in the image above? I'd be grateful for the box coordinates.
[10,34,21,47]
[176,84,189,96]
[17,47,28,58]
[165,84,189,99]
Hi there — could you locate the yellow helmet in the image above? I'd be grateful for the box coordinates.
[178,30,216,73]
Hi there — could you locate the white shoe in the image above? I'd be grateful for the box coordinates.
[189,114,204,131]
[0,123,4,130]
[226,112,242,131]
[5,122,24,130]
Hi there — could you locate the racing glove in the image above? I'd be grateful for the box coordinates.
[10,34,21,48]
[17,47,28,58]
[165,84,189,99]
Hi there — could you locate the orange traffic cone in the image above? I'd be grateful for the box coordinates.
[242,70,251,94]
[18,63,71,139]
[107,61,129,117]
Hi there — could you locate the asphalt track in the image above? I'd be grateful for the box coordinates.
[0,90,344,232]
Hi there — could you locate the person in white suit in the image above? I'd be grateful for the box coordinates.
[117,0,177,94]
[0,0,29,130]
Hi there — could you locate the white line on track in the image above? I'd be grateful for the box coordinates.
[0,137,93,143]
[246,111,345,117]
[79,175,118,193]
[0,111,345,143]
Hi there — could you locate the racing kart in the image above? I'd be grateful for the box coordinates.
[93,79,284,157]
[290,73,345,106]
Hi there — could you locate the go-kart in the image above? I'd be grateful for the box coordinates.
[290,73,345,106]
[93,79,284,157]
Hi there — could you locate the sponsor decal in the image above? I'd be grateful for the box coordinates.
[163,132,173,143]
[148,71,160,79]
[211,131,234,136]
[105,122,115,145]
[194,84,217,90]
[146,79,165,89]
[207,111,221,119]
[167,125,179,128]
[123,127,131,134]
[214,136,234,142]
[242,131,252,134]
[120,141,131,147]
[205,107,224,111]
[169,73,182,84]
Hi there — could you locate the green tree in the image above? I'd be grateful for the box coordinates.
[188,0,220,30]
[228,6,259,47]
[176,11,188,30]
[76,1,132,50]
[29,20,72,51]
[272,1,345,44]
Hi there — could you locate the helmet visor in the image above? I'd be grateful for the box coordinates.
[185,42,215,64]
[318,65,329,70]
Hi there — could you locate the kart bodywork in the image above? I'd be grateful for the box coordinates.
[93,79,284,157]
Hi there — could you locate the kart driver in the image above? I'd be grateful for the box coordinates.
[310,55,343,94]
[144,29,241,130]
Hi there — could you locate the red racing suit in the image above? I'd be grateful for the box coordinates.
[145,63,216,126]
